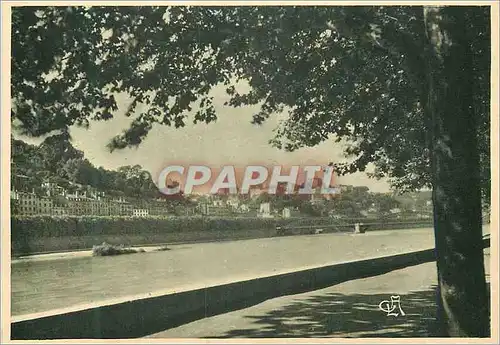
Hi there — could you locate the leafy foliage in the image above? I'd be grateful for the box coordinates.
[92,242,143,256]
[11,6,490,199]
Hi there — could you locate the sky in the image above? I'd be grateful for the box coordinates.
[16,85,392,193]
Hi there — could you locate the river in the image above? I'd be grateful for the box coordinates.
[11,226,489,316]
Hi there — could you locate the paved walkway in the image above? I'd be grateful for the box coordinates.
[147,250,491,338]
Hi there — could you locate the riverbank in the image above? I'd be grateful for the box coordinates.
[12,239,491,339]
[12,243,174,264]
[12,228,437,316]
[11,225,438,263]
[11,215,434,256]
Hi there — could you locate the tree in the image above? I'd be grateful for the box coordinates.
[62,158,99,186]
[11,6,491,336]
[250,192,271,206]
[38,132,84,175]
[11,138,45,179]
[331,191,365,218]
[370,193,400,217]
[423,7,489,337]
[116,164,158,197]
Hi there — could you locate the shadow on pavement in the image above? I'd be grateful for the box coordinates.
[208,280,491,339]
[208,288,441,338]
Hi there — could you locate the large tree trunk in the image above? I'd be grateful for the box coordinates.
[423,6,489,337]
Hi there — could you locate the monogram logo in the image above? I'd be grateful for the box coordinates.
[379,295,406,317]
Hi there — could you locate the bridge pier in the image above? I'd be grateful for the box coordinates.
[354,223,366,234]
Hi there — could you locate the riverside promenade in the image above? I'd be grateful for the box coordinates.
[12,228,437,316]
[147,249,491,338]
[11,227,491,339]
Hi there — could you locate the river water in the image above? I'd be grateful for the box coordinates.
[11,227,489,316]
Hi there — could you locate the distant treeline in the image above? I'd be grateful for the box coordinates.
[11,134,165,199]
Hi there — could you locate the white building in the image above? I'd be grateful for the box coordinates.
[212,199,225,207]
[226,197,240,209]
[133,209,149,217]
[13,191,54,215]
[259,202,273,218]
[282,207,291,218]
